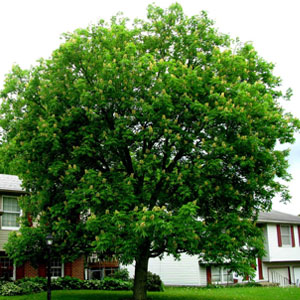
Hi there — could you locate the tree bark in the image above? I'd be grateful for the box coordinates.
[133,248,150,300]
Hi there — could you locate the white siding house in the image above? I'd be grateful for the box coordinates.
[256,211,300,286]
[127,210,300,287]
[127,254,202,286]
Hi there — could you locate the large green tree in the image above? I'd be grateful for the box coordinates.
[0,4,298,299]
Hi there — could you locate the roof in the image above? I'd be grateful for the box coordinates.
[1,174,300,225]
[258,210,300,225]
[0,174,24,193]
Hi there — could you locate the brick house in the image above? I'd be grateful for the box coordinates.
[0,174,118,280]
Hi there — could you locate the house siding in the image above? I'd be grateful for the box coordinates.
[199,265,208,285]
[126,254,201,286]
[0,230,10,251]
[262,225,270,261]
[263,261,300,284]
[266,224,300,262]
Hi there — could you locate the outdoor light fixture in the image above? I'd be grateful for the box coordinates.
[46,234,53,246]
[46,234,53,300]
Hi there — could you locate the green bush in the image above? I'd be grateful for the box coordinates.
[51,276,84,290]
[82,279,101,290]
[16,276,47,290]
[146,272,164,291]
[0,282,23,296]
[108,268,130,281]
[17,281,44,294]
[102,277,132,290]
[0,275,133,296]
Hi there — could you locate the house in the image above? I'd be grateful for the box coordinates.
[0,174,24,280]
[255,210,300,286]
[0,174,119,281]
[2,174,300,285]
[0,174,86,280]
[127,210,300,287]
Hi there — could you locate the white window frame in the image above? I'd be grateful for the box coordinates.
[222,268,233,283]
[280,225,292,246]
[50,260,64,278]
[211,266,221,283]
[211,266,233,284]
[0,254,14,280]
[1,195,21,230]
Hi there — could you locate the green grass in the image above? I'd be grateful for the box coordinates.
[1,287,300,300]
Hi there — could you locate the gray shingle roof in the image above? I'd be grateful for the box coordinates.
[0,174,24,193]
[258,210,300,225]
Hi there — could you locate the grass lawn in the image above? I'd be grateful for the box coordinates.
[1,286,300,300]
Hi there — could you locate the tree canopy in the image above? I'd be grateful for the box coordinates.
[0,4,299,300]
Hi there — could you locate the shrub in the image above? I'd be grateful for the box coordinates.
[82,279,103,290]
[17,281,44,294]
[16,276,47,290]
[0,282,23,296]
[146,272,164,291]
[108,268,130,281]
[5,275,133,296]
[51,276,84,290]
[99,277,133,290]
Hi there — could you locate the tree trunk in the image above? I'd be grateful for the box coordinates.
[133,249,150,300]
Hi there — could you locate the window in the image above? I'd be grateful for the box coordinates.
[281,225,291,246]
[277,224,295,247]
[211,267,221,283]
[51,260,63,277]
[103,267,118,277]
[211,267,233,284]
[223,269,233,283]
[90,267,119,280]
[0,254,14,279]
[1,196,21,229]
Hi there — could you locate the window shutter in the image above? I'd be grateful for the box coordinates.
[277,225,282,247]
[257,258,263,280]
[26,213,33,227]
[206,266,212,285]
[291,226,295,247]
[38,264,47,277]
[298,226,300,246]
[64,262,72,276]
[16,265,25,280]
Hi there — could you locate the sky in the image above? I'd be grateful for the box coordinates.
[0,0,299,215]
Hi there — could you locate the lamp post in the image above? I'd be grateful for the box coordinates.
[46,234,53,300]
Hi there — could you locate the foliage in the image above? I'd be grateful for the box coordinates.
[97,277,133,290]
[17,276,47,287]
[108,268,130,281]
[49,276,132,291]
[0,3,299,300]
[0,282,23,296]
[51,276,84,290]
[4,227,49,267]
[0,276,133,296]
[16,281,45,294]
[146,272,164,291]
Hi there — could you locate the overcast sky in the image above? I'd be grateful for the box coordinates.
[0,0,299,215]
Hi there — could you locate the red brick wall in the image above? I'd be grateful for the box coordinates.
[71,257,85,280]
[22,257,85,280]
[24,262,38,277]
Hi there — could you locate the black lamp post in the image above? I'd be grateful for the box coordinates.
[46,234,53,300]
